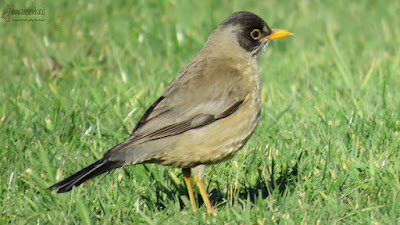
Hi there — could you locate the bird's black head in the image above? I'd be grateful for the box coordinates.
[219,11,272,54]
[218,11,292,55]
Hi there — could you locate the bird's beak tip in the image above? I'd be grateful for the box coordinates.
[263,29,293,42]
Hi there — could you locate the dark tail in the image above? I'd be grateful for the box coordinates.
[48,157,124,193]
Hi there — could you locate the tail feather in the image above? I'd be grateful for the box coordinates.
[48,157,123,193]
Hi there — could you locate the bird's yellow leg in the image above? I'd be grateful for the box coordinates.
[182,168,197,212]
[194,175,212,215]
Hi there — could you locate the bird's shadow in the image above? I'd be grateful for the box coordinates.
[209,151,301,207]
[135,152,302,211]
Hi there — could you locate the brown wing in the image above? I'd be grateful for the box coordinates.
[131,56,248,140]
[104,56,249,157]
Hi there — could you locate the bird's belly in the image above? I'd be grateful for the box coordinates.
[155,97,260,168]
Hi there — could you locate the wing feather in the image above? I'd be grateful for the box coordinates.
[105,56,249,157]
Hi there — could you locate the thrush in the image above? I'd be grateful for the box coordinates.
[48,11,292,214]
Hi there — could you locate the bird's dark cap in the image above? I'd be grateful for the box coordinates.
[218,11,272,54]
[219,11,271,34]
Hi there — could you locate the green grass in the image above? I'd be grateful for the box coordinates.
[1,0,400,224]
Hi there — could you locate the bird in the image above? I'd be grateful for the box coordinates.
[48,11,292,214]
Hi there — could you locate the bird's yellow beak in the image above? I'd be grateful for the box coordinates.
[261,29,293,42]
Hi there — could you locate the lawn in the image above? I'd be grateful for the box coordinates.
[1,0,400,224]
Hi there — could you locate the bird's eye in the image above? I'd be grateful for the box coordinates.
[250,29,261,40]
